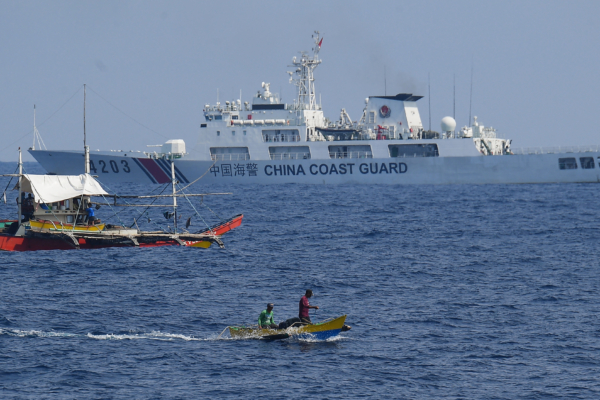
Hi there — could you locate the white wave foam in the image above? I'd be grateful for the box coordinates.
[0,328,78,338]
[2,327,353,343]
[1,327,210,342]
[86,330,208,341]
[295,334,350,343]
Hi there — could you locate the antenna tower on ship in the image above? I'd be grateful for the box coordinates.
[31,105,47,151]
[288,31,322,110]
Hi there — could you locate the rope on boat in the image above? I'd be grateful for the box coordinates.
[175,182,215,235]
[0,86,82,155]
[97,179,170,233]
[174,180,229,235]
[99,191,126,228]
[126,182,170,228]
[1,165,18,203]
[175,160,217,193]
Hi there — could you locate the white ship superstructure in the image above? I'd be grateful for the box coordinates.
[30,32,600,185]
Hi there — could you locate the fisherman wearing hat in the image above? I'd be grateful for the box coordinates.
[258,303,277,329]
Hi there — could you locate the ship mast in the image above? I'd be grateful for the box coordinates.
[289,31,322,110]
[84,84,90,174]
[32,105,36,150]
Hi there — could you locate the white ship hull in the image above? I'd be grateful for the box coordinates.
[27,34,600,185]
[29,149,600,185]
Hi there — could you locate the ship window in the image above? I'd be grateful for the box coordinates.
[328,145,372,159]
[243,131,247,136]
[232,131,235,136]
[269,146,311,160]
[368,111,376,124]
[210,147,250,161]
[558,158,577,170]
[262,129,300,142]
[201,124,207,128]
[389,144,439,157]
[580,157,594,169]
[216,131,220,136]
[214,115,222,120]
[232,115,239,120]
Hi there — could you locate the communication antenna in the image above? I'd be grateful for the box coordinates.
[32,105,36,150]
[384,66,387,96]
[453,74,456,120]
[32,105,47,150]
[83,84,86,150]
[469,61,474,125]
[288,32,322,110]
[428,73,431,132]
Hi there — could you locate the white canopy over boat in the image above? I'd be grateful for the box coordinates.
[18,174,108,204]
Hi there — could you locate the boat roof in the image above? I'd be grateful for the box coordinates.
[18,174,108,204]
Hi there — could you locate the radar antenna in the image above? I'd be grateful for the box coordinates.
[288,31,322,110]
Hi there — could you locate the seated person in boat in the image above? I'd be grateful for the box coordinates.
[258,303,277,329]
[299,289,319,324]
[86,203,100,225]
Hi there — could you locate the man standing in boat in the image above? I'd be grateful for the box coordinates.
[299,290,352,331]
[86,203,99,226]
[299,289,319,324]
[258,303,278,329]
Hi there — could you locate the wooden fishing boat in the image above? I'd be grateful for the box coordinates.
[29,219,106,232]
[228,315,347,341]
[0,149,242,251]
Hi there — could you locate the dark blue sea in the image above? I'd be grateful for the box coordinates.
[1,162,600,399]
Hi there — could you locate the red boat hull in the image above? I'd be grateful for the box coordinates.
[0,234,186,251]
[198,214,243,236]
[0,214,243,252]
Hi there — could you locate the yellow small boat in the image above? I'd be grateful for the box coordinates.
[228,315,347,340]
[185,240,212,248]
[29,219,105,232]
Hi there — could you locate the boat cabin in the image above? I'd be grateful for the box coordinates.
[18,174,108,230]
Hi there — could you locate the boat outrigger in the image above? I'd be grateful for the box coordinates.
[0,148,242,251]
[226,315,348,341]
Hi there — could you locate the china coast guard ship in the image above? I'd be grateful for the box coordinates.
[30,33,600,185]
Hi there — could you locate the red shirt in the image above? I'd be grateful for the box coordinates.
[299,295,310,318]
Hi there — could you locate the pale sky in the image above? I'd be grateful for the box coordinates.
[1,0,599,162]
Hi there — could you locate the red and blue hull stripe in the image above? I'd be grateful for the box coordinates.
[132,158,190,184]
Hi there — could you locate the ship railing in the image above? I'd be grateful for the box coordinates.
[329,151,373,159]
[269,152,311,160]
[392,152,439,158]
[210,154,251,161]
[511,145,600,155]
[262,134,301,142]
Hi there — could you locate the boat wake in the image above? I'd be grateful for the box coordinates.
[292,334,350,343]
[0,327,351,343]
[86,331,210,342]
[0,328,79,338]
[0,328,214,342]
